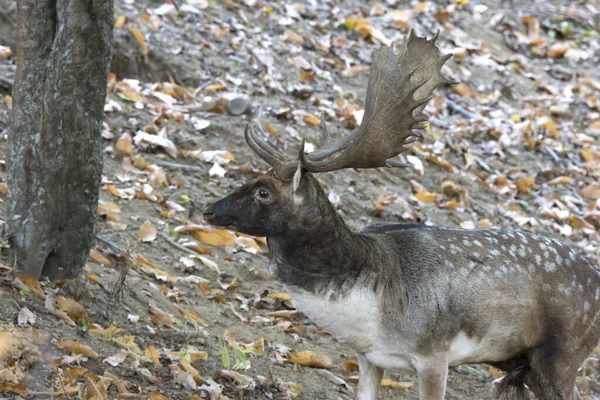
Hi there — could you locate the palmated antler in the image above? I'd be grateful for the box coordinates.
[245,30,456,181]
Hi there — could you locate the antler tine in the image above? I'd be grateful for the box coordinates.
[244,121,288,168]
[299,30,454,173]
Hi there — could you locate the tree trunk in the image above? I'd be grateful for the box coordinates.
[8,0,113,280]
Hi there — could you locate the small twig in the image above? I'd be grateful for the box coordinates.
[159,232,198,256]
[446,99,488,122]
[96,235,126,254]
[155,161,204,172]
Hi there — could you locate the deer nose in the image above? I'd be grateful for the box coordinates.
[203,205,217,224]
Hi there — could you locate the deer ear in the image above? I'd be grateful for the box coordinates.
[292,163,302,193]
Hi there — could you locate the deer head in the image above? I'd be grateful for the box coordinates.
[204,31,455,237]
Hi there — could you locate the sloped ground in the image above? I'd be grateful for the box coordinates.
[1,0,600,399]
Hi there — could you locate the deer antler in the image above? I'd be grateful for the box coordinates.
[245,30,455,180]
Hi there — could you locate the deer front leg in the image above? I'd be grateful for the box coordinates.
[357,354,384,400]
[416,358,449,400]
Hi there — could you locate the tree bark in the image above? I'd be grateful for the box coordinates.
[8,0,113,280]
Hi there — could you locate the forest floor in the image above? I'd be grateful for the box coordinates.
[1,0,600,399]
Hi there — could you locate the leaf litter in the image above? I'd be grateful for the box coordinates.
[1,0,600,398]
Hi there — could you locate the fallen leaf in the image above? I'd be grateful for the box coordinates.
[547,176,571,185]
[90,250,112,267]
[18,307,36,326]
[269,292,292,301]
[452,84,478,99]
[17,275,45,297]
[426,155,454,171]
[287,350,332,369]
[188,227,236,247]
[145,345,161,366]
[148,393,169,400]
[0,383,28,397]
[4,95,12,110]
[580,184,600,200]
[439,199,460,209]
[149,300,173,327]
[129,26,148,55]
[114,15,127,29]
[342,361,359,372]
[57,296,89,324]
[516,177,536,195]
[139,221,158,242]
[54,340,99,359]
[181,356,203,385]
[381,379,413,388]
[116,132,133,156]
[414,191,441,203]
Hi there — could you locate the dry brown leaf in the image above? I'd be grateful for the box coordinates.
[284,29,304,45]
[0,46,12,60]
[489,365,504,379]
[88,274,101,284]
[149,300,173,328]
[4,95,12,110]
[0,383,28,397]
[0,183,7,195]
[452,84,477,99]
[116,132,133,156]
[287,350,332,369]
[414,191,441,203]
[17,275,45,297]
[426,155,454,171]
[128,26,148,55]
[570,216,594,231]
[581,149,596,163]
[548,42,570,58]
[145,345,161,366]
[54,340,99,359]
[580,184,600,200]
[268,292,292,301]
[342,360,359,372]
[478,219,493,229]
[303,114,321,126]
[147,393,169,400]
[90,250,112,267]
[85,375,107,400]
[180,356,204,384]
[57,296,89,324]
[381,379,413,388]
[589,121,600,135]
[139,221,158,242]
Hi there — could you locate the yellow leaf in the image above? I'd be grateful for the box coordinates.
[17,275,45,297]
[138,221,158,242]
[581,149,595,163]
[116,132,133,156]
[180,356,203,384]
[516,177,536,195]
[89,324,124,340]
[452,84,477,99]
[548,176,571,185]
[145,345,161,366]
[113,335,142,354]
[541,120,559,138]
[478,219,493,229]
[191,228,236,247]
[97,201,121,216]
[90,250,112,267]
[203,84,224,93]
[414,191,441,203]
[341,360,359,372]
[268,292,292,301]
[570,216,594,231]
[128,26,148,55]
[489,366,504,379]
[426,155,455,171]
[147,393,169,400]
[114,15,127,29]
[439,199,460,209]
[0,183,7,195]
[149,301,173,328]
[177,306,206,326]
[57,296,88,324]
[511,113,520,122]
[287,350,332,369]
[303,114,321,126]
[54,340,99,359]
[381,379,413,388]
[4,95,12,110]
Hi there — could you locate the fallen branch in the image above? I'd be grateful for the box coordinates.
[155,161,204,172]
[0,75,13,90]
[159,231,199,256]
[446,99,488,122]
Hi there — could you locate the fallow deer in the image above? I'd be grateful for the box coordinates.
[203,31,600,400]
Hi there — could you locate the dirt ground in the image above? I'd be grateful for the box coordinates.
[1,0,600,399]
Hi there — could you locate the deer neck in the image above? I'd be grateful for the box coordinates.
[267,206,377,296]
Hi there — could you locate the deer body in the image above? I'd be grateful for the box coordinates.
[203,32,600,399]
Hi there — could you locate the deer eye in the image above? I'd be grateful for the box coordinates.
[257,189,270,199]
